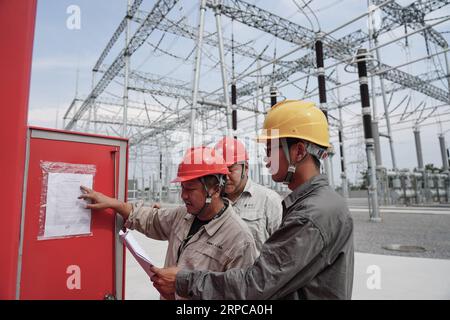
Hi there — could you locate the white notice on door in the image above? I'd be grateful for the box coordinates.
[42,172,93,239]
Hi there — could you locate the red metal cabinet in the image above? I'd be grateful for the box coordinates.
[16,127,128,300]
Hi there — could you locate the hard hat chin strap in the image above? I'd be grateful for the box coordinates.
[200,175,226,204]
[200,177,213,204]
[193,178,212,216]
[281,138,314,185]
[234,161,247,189]
[281,138,296,185]
[240,163,246,180]
[192,175,226,217]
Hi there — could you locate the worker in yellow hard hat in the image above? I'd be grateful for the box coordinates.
[258,100,330,186]
[150,100,354,300]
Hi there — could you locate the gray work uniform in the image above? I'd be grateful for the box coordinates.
[175,174,355,300]
[124,201,257,273]
[230,178,283,253]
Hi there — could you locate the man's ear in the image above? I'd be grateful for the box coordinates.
[292,141,307,162]
[211,184,222,199]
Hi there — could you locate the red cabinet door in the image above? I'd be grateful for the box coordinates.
[18,129,127,300]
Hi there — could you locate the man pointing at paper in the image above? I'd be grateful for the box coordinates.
[79,146,257,299]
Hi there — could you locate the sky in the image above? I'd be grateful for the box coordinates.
[28,0,450,186]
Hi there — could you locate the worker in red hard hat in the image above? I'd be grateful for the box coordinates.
[214,136,282,253]
[79,146,257,300]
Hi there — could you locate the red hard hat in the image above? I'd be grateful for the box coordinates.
[171,146,229,183]
[214,136,249,166]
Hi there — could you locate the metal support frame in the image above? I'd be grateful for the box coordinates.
[56,0,450,206]
[336,69,349,198]
[212,1,232,135]
[64,0,179,130]
[315,35,333,187]
[439,133,450,203]
[211,0,449,105]
[414,126,430,202]
[356,48,381,221]
[231,82,237,136]
[375,39,397,170]
[123,0,132,137]
[443,48,450,202]
[190,0,207,146]
[368,1,383,170]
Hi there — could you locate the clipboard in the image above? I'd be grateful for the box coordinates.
[119,230,155,278]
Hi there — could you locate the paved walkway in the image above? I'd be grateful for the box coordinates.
[353,252,450,299]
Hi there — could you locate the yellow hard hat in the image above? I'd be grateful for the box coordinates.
[257,100,330,148]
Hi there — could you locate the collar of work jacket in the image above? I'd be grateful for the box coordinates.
[180,200,233,238]
[283,174,329,211]
[242,177,255,196]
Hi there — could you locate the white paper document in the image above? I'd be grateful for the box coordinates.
[42,172,93,239]
[119,230,155,277]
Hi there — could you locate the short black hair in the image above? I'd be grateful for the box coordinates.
[202,174,225,188]
[285,138,321,170]
[202,175,227,197]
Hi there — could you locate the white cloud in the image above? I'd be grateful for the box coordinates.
[28,106,63,129]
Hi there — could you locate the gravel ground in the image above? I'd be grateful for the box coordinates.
[351,209,450,259]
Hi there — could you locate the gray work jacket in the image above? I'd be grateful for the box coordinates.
[175,174,354,300]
